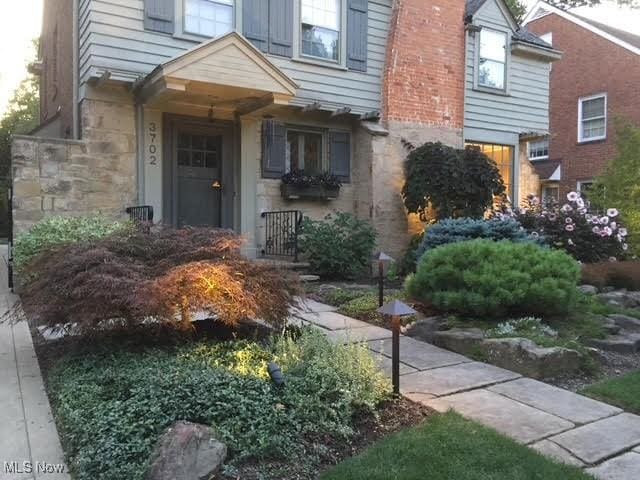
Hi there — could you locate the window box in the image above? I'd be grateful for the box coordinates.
[280,183,340,200]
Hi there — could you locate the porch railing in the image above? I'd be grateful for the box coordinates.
[126,205,154,232]
[261,210,303,262]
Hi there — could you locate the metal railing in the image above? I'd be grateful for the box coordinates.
[261,210,303,262]
[126,205,154,232]
[7,187,13,290]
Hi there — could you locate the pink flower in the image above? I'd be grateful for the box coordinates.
[600,216,610,225]
[593,226,601,234]
[623,243,629,251]
[602,227,613,236]
[576,198,585,208]
[610,222,617,230]
[578,208,587,215]
[607,208,619,218]
[619,228,628,237]
[565,217,573,224]
[548,214,557,221]
[567,192,579,201]
[565,224,575,232]
[585,214,593,221]
[568,239,574,246]
[561,204,573,213]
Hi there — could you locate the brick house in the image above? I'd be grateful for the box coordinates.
[525,1,640,201]
[13,0,558,259]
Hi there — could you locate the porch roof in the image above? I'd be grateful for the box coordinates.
[136,32,299,112]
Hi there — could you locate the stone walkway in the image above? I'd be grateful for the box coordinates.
[292,299,640,480]
[0,246,69,480]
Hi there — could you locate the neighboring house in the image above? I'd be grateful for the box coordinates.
[12,0,556,259]
[525,1,640,199]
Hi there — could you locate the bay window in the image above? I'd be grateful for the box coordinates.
[301,0,340,61]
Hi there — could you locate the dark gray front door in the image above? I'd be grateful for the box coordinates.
[176,130,223,227]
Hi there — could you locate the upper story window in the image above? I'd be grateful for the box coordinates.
[578,93,607,143]
[478,29,507,90]
[301,0,340,62]
[184,0,234,37]
[528,138,549,160]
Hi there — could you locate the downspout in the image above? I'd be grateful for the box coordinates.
[72,0,79,139]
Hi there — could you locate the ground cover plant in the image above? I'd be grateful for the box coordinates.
[581,369,640,414]
[46,328,391,480]
[405,239,581,318]
[18,227,301,331]
[321,411,591,480]
[299,212,376,279]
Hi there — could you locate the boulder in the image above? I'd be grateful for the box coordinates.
[607,314,640,333]
[481,338,582,379]
[589,334,640,354]
[578,285,599,296]
[432,328,484,354]
[404,316,449,342]
[147,421,227,480]
[597,290,640,309]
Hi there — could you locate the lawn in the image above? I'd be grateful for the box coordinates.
[321,412,593,480]
[581,369,640,414]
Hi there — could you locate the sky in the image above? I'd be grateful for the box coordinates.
[0,0,638,117]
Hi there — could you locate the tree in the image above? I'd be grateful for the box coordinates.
[547,0,638,9]
[505,0,527,23]
[589,121,640,254]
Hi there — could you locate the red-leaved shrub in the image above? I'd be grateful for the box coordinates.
[17,227,301,332]
[582,261,640,291]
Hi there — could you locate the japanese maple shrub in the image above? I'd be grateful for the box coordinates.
[405,239,580,319]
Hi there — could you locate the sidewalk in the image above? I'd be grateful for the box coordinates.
[292,299,640,480]
[0,246,69,480]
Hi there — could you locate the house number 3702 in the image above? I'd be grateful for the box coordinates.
[148,122,158,166]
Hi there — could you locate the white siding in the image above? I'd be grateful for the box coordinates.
[78,0,393,115]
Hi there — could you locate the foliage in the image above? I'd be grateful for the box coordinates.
[546,0,638,10]
[338,291,411,327]
[281,169,342,190]
[589,122,640,254]
[19,227,301,331]
[401,142,506,221]
[323,287,370,307]
[505,0,527,22]
[321,411,591,480]
[395,231,424,276]
[299,212,377,279]
[14,215,131,272]
[486,317,558,339]
[582,369,640,415]
[48,329,390,480]
[582,261,640,291]
[405,240,580,318]
[507,191,630,263]
[414,217,541,263]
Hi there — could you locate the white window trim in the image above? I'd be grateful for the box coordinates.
[293,0,347,68]
[577,93,607,143]
[173,0,239,42]
[473,27,510,95]
[528,139,549,161]
[577,180,594,192]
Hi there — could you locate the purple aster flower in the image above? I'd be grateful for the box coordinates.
[567,192,579,201]
[565,224,575,232]
[600,216,610,225]
[607,208,619,218]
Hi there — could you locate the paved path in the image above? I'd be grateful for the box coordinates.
[292,299,640,480]
[0,246,69,480]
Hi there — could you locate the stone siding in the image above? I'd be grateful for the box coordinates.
[518,140,542,202]
[11,99,137,233]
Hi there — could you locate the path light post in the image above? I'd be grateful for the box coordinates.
[373,252,394,307]
[378,300,417,396]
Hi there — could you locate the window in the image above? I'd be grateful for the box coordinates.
[301,0,340,61]
[542,184,559,205]
[184,0,233,37]
[177,133,222,169]
[286,129,324,173]
[528,138,549,160]
[578,94,607,142]
[465,142,515,200]
[478,29,507,90]
[577,180,594,199]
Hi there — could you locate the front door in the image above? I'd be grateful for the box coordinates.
[175,129,224,227]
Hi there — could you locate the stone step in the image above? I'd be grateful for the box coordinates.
[589,333,640,354]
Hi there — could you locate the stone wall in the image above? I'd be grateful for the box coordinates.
[11,99,137,234]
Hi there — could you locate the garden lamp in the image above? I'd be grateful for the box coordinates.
[378,300,416,396]
[373,251,395,307]
[267,362,285,387]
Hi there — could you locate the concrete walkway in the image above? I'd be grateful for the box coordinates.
[0,246,69,480]
[292,299,640,480]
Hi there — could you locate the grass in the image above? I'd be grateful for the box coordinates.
[581,369,640,414]
[321,412,593,480]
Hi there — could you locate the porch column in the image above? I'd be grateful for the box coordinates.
[239,117,259,258]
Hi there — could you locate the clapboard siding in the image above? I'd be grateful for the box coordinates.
[79,0,393,114]
[464,0,551,136]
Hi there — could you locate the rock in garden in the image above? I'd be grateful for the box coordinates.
[578,285,599,295]
[432,328,484,353]
[404,316,449,342]
[147,421,227,480]
[588,334,640,354]
[481,338,582,379]
[607,314,640,333]
[597,290,640,309]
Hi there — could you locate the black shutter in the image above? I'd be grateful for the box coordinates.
[347,0,368,72]
[329,131,351,182]
[243,0,269,52]
[262,120,287,179]
[269,0,293,57]
[144,0,174,34]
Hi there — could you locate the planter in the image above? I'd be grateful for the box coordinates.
[280,183,340,201]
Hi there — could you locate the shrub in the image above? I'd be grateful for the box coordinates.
[405,240,580,318]
[582,261,640,291]
[414,217,541,263]
[508,192,630,262]
[48,329,390,480]
[299,212,377,279]
[395,231,425,276]
[13,215,131,271]
[19,227,301,331]
[401,142,505,221]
